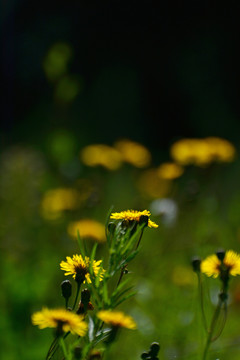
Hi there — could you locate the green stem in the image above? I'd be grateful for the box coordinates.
[198,273,208,333]
[48,332,70,360]
[135,229,144,249]
[116,265,127,288]
[60,337,70,359]
[202,298,222,360]
[46,337,58,360]
[72,282,81,311]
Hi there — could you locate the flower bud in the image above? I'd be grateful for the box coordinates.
[191,257,201,273]
[216,249,226,261]
[61,280,72,299]
[81,289,91,303]
[149,342,160,356]
[73,346,82,359]
[141,352,150,359]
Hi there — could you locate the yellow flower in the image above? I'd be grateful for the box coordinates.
[32,308,88,336]
[205,137,236,162]
[110,209,158,228]
[41,188,81,220]
[97,310,137,329]
[60,254,105,283]
[170,137,236,167]
[114,139,151,168]
[80,144,122,170]
[201,250,240,278]
[157,162,184,179]
[67,219,106,243]
[170,139,212,166]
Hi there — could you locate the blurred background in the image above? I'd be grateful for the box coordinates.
[1,1,240,359]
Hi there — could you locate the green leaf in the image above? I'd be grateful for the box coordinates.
[76,230,85,257]
[114,291,136,307]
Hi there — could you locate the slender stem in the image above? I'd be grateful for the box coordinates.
[202,298,222,360]
[60,337,69,359]
[116,265,127,288]
[198,273,208,333]
[48,332,70,360]
[72,282,81,311]
[135,229,144,249]
[211,300,227,341]
[46,337,58,360]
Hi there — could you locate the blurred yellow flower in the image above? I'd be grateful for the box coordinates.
[67,219,106,243]
[32,308,88,336]
[205,137,236,162]
[80,144,122,170]
[157,162,184,179]
[201,250,240,278]
[60,254,105,283]
[114,139,151,168]
[97,310,137,329]
[138,169,171,199]
[170,137,236,167]
[110,209,158,228]
[41,188,81,220]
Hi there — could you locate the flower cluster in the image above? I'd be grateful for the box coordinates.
[170,137,236,167]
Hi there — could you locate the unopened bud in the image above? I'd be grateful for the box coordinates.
[149,342,160,356]
[216,249,226,261]
[73,346,82,359]
[141,352,150,359]
[191,257,201,273]
[61,280,72,299]
[81,288,91,303]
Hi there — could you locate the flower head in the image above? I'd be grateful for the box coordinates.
[157,162,184,180]
[60,254,105,284]
[114,139,151,168]
[110,209,158,228]
[170,137,236,167]
[67,219,106,243]
[80,144,122,170]
[97,310,137,329]
[201,250,240,278]
[32,308,88,336]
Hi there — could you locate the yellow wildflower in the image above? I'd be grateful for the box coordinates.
[201,250,240,278]
[170,137,236,167]
[67,219,106,243]
[157,162,184,179]
[114,139,151,168]
[41,188,81,220]
[110,209,158,228]
[80,144,122,170]
[32,308,88,336]
[205,137,236,162]
[60,254,105,283]
[97,310,137,329]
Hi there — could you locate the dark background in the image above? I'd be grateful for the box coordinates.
[2,1,240,154]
